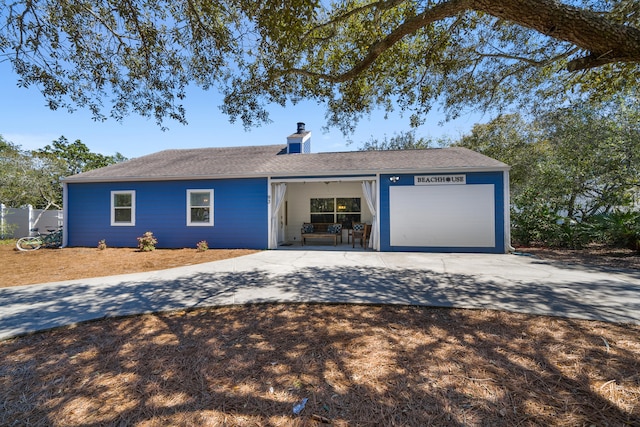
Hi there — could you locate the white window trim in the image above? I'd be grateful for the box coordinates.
[310,197,361,223]
[111,190,136,226]
[187,189,214,226]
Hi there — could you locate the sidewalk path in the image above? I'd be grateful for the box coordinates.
[2,251,639,340]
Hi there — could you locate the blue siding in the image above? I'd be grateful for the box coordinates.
[379,172,506,253]
[288,142,301,154]
[67,178,268,249]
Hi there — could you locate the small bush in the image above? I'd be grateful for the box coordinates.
[0,222,17,240]
[510,193,561,247]
[588,211,640,252]
[97,239,107,250]
[196,240,209,252]
[137,231,158,252]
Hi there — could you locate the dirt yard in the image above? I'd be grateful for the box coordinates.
[2,243,637,289]
[2,244,259,287]
[1,243,639,426]
[517,246,640,271]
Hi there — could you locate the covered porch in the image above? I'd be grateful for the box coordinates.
[268,177,379,250]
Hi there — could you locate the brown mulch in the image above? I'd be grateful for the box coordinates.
[2,244,258,287]
[1,305,639,426]
[516,246,640,271]
[1,242,639,426]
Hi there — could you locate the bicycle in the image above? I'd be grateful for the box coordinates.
[16,227,63,251]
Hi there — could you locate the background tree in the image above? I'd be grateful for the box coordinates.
[358,130,446,151]
[455,99,640,249]
[35,136,126,176]
[455,114,540,194]
[0,135,126,209]
[533,102,640,221]
[1,1,639,132]
[0,136,44,208]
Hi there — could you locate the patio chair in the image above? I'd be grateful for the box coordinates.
[352,223,370,249]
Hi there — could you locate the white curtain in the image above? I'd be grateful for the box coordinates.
[270,183,287,248]
[362,180,377,249]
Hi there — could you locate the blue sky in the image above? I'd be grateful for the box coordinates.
[0,59,484,159]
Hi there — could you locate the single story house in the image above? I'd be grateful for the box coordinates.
[62,123,511,253]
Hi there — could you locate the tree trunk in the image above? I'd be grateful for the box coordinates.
[474,0,640,70]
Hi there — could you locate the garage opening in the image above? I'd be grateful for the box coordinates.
[270,178,378,250]
[389,184,495,248]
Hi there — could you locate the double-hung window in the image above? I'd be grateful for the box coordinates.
[111,190,135,226]
[187,189,214,226]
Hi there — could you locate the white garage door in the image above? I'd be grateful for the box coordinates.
[389,185,495,248]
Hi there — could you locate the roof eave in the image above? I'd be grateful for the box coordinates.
[61,172,267,183]
[269,165,510,178]
[62,165,509,184]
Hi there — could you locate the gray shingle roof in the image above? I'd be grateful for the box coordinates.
[63,145,508,182]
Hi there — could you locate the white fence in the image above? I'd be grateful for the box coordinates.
[0,204,63,238]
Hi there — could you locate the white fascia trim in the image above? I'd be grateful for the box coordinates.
[61,166,510,184]
[278,166,511,177]
[270,176,376,183]
[62,173,262,183]
[270,167,510,181]
[382,166,511,175]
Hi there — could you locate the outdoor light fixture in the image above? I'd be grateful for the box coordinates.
[389,176,400,183]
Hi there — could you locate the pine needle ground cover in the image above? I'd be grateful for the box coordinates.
[1,243,639,425]
[1,304,639,426]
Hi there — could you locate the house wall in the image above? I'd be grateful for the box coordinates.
[379,171,506,253]
[66,178,268,249]
[283,181,372,243]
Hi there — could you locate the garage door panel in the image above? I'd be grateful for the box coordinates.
[389,185,495,247]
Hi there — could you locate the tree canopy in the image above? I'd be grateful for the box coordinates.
[358,130,448,151]
[455,99,640,248]
[0,136,126,209]
[36,136,127,176]
[1,0,639,132]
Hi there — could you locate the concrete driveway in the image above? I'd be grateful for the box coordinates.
[1,251,639,340]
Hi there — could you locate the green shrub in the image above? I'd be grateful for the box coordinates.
[512,189,640,251]
[137,231,158,252]
[553,220,592,249]
[196,240,209,252]
[587,211,640,252]
[511,190,562,246]
[0,222,17,240]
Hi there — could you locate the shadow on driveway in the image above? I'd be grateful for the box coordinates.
[2,263,639,340]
